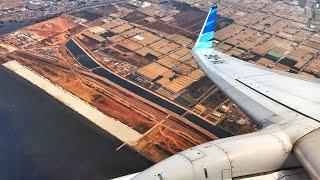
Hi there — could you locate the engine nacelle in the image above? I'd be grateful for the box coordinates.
[132,129,300,180]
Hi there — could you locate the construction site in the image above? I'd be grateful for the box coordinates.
[9,0,320,162]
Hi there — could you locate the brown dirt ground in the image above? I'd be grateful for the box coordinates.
[0,14,223,161]
[26,15,77,38]
[5,51,157,135]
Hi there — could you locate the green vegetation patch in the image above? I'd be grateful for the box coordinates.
[175,92,195,107]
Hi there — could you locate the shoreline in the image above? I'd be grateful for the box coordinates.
[2,60,142,146]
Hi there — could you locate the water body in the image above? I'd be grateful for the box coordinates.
[0,21,152,179]
[0,19,40,35]
[66,40,233,138]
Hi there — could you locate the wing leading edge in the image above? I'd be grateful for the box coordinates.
[192,7,320,127]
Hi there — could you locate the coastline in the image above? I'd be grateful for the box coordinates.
[2,60,142,146]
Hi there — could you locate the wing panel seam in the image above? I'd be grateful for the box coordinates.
[236,79,319,122]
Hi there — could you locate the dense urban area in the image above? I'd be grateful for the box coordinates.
[0,0,319,162]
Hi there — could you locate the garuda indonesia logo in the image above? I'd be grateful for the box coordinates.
[205,54,226,64]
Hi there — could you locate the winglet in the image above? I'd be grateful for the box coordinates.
[194,6,218,49]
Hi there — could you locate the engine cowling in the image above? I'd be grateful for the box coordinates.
[132,129,300,180]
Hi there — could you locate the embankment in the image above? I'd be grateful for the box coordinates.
[2,60,142,145]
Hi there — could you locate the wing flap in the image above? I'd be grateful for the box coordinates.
[237,76,320,121]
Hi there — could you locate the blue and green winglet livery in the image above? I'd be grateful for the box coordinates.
[194,5,217,49]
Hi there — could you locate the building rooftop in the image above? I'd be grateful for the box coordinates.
[287,45,317,69]
[82,30,105,43]
[137,62,175,80]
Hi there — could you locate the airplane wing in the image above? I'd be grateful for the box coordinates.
[114,6,320,180]
[192,6,320,127]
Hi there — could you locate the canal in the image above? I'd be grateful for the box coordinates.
[66,40,233,138]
